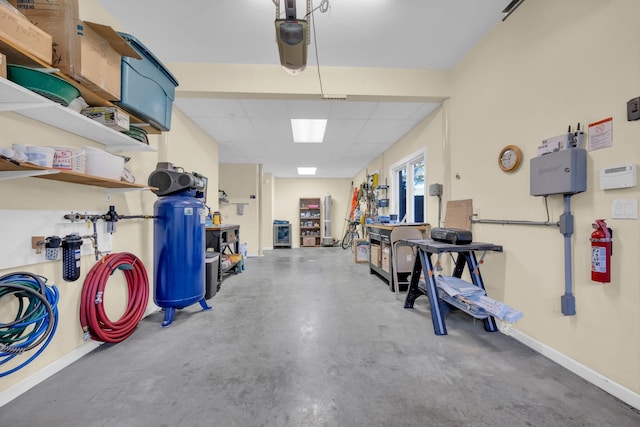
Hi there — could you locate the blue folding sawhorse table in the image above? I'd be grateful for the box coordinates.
[401,239,503,336]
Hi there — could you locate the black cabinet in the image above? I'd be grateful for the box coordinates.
[206,224,241,283]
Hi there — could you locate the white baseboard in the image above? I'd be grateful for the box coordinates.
[0,340,102,407]
[501,323,640,410]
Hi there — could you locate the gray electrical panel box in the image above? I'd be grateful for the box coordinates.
[530,148,587,196]
[429,183,443,196]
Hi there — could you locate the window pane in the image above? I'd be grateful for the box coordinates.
[398,168,406,221]
[413,159,424,222]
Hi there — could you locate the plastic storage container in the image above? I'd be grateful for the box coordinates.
[205,251,220,299]
[116,32,179,131]
[25,146,55,167]
[84,146,124,180]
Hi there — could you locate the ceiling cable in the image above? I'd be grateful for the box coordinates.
[311,8,325,97]
[306,0,331,98]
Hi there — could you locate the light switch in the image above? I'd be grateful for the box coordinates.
[628,97,640,121]
[611,199,639,219]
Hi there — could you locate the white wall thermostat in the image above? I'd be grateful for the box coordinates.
[599,164,637,190]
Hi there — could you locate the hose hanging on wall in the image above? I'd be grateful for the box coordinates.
[80,252,149,343]
[0,272,59,377]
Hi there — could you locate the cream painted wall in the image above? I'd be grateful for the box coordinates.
[4,0,638,404]
[354,107,446,227]
[170,63,450,102]
[447,0,640,394]
[218,164,260,255]
[353,0,640,396]
[0,110,218,396]
[164,108,220,208]
[273,178,352,248]
[261,172,275,250]
[0,106,158,390]
[0,1,219,396]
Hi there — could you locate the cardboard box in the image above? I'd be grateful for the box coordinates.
[302,237,316,247]
[0,2,53,64]
[11,1,140,100]
[370,244,381,267]
[354,239,369,263]
[10,0,79,19]
[395,246,415,271]
[0,53,6,78]
[381,246,390,272]
[82,106,130,131]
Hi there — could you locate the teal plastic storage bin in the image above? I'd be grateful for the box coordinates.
[116,33,179,131]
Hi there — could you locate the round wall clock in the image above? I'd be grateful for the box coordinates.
[498,145,523,172]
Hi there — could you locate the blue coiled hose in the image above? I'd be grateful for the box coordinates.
[0,272,59,377]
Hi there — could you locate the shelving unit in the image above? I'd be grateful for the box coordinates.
[0,77,155,153]
[206,224,241,284]
[300,197,321,247]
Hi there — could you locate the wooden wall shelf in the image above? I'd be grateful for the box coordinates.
[0,158,156,190]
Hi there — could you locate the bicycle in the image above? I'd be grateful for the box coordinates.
[341,220,361,251]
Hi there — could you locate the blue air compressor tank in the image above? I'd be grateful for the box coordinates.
[153,190,209,326]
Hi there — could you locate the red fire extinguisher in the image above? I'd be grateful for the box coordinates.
[590,219,612,283]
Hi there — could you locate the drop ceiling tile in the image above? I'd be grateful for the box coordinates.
[241,99,289,119]
[370,102,429,119]
[328,101,378,119]
[323,119,367,145]
[287,100,331,119]
[250,118,292,144]
[191,117,228,141]
[213,117,258,141]
[356,120,405,144]
[409,103,441,120]
[196,99,246,118]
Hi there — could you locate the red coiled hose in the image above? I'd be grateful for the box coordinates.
[80,252,149,343]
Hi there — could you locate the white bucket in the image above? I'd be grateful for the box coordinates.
[49,146,86,173]
[25,146,55,167]
[84,146,124,180]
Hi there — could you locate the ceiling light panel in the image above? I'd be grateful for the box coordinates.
[291,119,327,143]
[297,167,317,175]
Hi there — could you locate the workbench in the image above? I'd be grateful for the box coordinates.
[401,239,503,336]
[367,223,429,290]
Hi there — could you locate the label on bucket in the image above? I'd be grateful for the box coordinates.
[53,150,73,170]
[184,208,193,216]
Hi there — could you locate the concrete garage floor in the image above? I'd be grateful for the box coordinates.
[1,248,639,426]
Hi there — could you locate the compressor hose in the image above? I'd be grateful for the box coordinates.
[80,252,149,343]
[0,273,59,377]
